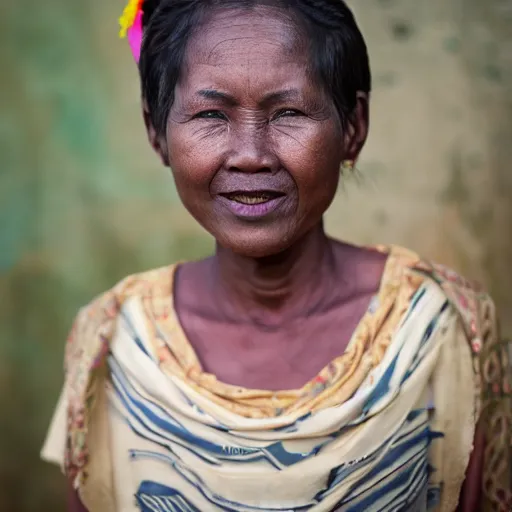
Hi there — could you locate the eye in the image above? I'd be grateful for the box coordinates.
[272,109,304,120]
[193,110,227,120]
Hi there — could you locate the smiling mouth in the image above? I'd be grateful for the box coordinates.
[221,191,284,205]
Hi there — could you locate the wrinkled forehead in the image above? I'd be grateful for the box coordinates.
[183,6,307,70]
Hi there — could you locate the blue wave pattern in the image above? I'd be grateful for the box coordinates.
[108,284,448,511]
[136,482,200,512]
[110,356,324,470]
[130,450,314,511]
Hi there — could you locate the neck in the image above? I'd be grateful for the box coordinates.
[210,223,339,327]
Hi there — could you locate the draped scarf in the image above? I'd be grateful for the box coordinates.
[43,246,510,511]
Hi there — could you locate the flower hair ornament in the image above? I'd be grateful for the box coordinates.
[119,0,144,63]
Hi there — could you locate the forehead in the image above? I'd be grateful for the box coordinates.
[179,7,313,94]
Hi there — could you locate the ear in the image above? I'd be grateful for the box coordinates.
[343,92,369,163]
[142,100,170,167]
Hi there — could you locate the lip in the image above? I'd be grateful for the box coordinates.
[216,194,286,219]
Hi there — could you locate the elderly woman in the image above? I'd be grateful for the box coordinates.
[41,1,511,511]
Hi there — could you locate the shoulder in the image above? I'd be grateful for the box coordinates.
[62,263,181,483]
[66,262,180,398]
[82,263,178,311]
[69,264,178,333]
[379,244,499,354]
[388,246,505,397]
[65,263,180,366]
[387,247,509,422]
[384,245,494,305]
[65,262,179,376]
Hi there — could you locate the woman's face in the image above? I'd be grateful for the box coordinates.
[152,7,365,258]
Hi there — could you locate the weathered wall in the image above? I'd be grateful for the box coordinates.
[328,0,512,335]
[0,0,510,509]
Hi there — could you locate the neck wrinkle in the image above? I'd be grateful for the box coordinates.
[211,223,339,327]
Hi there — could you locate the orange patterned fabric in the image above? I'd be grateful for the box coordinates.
[62,246,511,510]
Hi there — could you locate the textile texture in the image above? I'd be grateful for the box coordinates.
[43,246,511,511]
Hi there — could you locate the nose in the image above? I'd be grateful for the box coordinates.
[224,125,278,174]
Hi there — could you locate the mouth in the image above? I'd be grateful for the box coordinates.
[217,190,286,219]
[220,191,284,205]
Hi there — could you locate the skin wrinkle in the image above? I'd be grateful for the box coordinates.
[201,7,300,59]
[168,50,343,242]
[207,36,286,60]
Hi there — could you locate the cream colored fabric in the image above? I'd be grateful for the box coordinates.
[41,371,117,511]
[78,367,117,512]
[41,386,67,468]
[42,245,489,511]
[428,312,476,512]
[42,280,475,511]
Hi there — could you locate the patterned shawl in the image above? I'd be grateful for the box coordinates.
[45,246,510,511]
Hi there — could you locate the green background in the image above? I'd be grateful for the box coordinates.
[1,0,511,509]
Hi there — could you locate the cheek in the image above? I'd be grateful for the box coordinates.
[167,125,226,197]
[273,124,342,204]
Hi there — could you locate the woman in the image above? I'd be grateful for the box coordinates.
[41,0,511,511]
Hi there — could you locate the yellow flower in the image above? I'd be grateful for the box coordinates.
[119,0,143,38]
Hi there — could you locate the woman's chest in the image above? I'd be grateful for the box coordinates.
[177,293,374,390]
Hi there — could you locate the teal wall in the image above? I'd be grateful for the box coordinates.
[0,0,510,509]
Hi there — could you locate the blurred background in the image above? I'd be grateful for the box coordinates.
[0,0,511,509]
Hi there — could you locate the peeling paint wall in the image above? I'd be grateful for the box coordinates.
[0,0,510,509]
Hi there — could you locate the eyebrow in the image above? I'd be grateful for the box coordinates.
[196,88,302,107]
[196,89,238,106]
[261,89,301,104]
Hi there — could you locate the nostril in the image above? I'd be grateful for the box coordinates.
[225,139,278,174]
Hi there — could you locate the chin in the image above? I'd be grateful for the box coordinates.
[216,229,294,259]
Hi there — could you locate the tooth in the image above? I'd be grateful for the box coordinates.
[227,193,274,204]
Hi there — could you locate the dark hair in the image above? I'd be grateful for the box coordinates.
[139,0,371,135]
